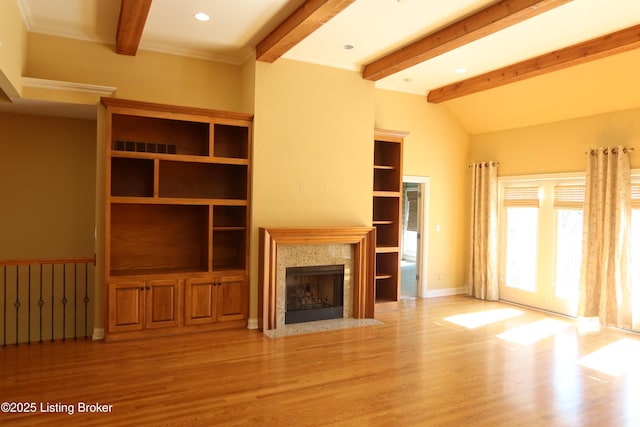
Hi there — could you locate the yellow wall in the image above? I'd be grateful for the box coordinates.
[0,0,27,97]
[470,107,640,176]
[374,89,470,291]
[0,112,96,259]
[240,55,256,114]
[443,49,640,135]
[25,33,245,112]
[250,59,375,318]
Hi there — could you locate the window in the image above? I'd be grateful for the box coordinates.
[499,173,640,324]
[499,175,585,315]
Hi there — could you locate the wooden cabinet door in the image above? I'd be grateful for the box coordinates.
[184,278,218,325]
[217,275,247,322]
[108,281,145,333]
[145,279,181,329]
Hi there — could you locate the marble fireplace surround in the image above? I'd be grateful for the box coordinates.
[259,227,376,331]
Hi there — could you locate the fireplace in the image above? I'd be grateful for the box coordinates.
[285,264,344,324]
[259,227,376,332]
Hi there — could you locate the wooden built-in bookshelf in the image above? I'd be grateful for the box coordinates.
[373,129,407,310]
[102,97,252,340]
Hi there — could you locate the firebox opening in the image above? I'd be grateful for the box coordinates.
[285,264,344,325]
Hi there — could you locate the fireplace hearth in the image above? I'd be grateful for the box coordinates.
[285,264,344,324]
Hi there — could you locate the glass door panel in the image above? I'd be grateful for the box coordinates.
[504,207,539,292]
[547,209,582,315]
[631,209,640,331]
[500,206,543,307]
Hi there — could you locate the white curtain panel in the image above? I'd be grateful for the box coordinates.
[468,162,499,300]
[579,147,632,328]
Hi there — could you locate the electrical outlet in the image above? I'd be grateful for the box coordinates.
[438,273,443,280]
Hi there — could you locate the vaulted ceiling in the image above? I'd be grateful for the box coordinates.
[9,0,640,133]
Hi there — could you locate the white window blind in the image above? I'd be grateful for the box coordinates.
[503,186,540,208]
[554,185,585,210]
[632,183,640,209]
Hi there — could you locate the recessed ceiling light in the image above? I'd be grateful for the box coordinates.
[403,78,412,83]
[194,12,210,22]
[343,44,354,50]
[455,67,467,74]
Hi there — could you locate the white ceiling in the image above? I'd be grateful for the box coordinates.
[8,0,640,133]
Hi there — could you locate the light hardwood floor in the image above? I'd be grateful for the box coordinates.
[2,295,639,426]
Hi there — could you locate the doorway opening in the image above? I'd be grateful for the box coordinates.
[402,176,429,299]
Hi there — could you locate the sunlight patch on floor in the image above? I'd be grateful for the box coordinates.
[576,316,602,334]
[497,318,571,345]
[578,338,640,377]
[445,308,523,329]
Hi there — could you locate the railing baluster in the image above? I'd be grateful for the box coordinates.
[84,262,89,339]
[28,265,31,345]
[74,263,77,340]
[62,264,67,341]
[14,266,19,345]
[38,265,44,343]
[51,264,54,342]
[3,266,6,347]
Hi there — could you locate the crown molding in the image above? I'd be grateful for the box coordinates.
[22,77,117,95]
[16,0,36,31]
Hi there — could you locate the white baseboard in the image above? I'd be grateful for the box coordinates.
[247,318,259,330]
[425,287,466,298]
[92,328,105,340]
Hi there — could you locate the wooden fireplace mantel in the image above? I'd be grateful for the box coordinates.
[258,227,376,331]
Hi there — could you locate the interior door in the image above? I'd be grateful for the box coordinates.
[401,182,419,298]
[401,177,430,299]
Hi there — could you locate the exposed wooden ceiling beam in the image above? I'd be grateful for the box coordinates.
[256,0,356,63]
[427,23,640,103]
[116,0,152,56]
[363,0,570,81]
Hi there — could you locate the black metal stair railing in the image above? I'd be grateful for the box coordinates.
[0,257,95,346]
